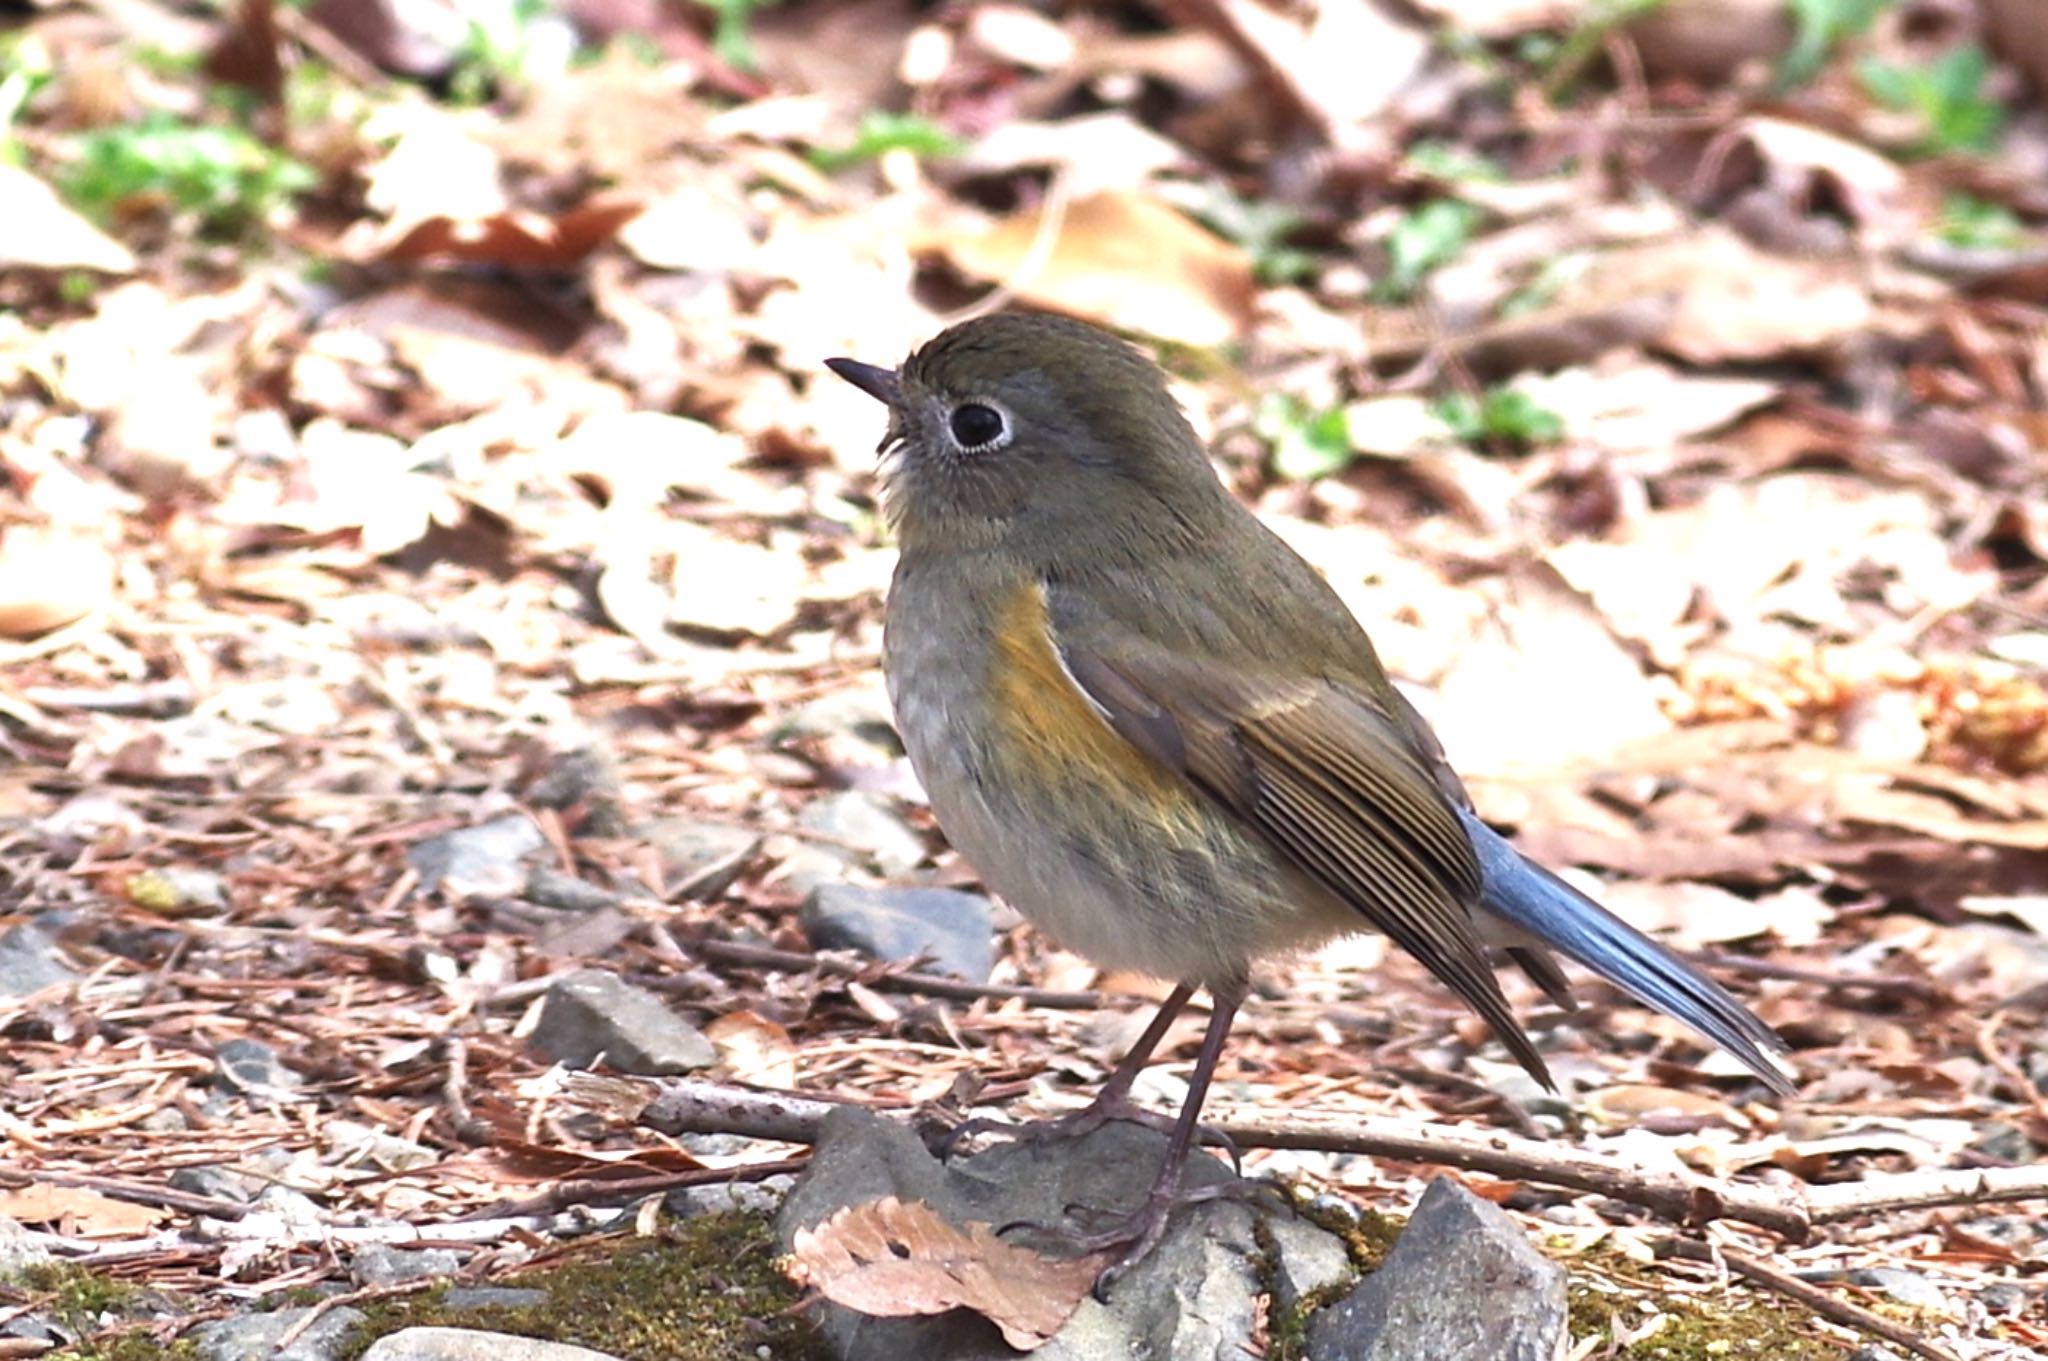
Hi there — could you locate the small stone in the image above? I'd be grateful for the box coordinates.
[167,1164,262,1204]
[800,883,995,981]
[1266,1210,1354,1315]
[524,868,622,913]
[189,1306,365,1361]
[0,922,79,998]
[774,688,901,752]
[796,791,926,875]
[1305,1177,1567,1361]
[212,1039,303,1104]
[777,1106,1350,1361]
[353,1246,462,1287]
[637,817,761,899]
[408,815,547,899]
[1979,1282,2030,1316]
[1844,1267,1948,1314]
[529,969,715,1075]
[522,747,627,835]
[359,1328,623,1360]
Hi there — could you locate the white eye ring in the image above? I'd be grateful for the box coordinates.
[946,398,1013,453]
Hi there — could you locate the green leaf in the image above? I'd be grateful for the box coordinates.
[809,111,965,171]
[1255,394,1354,481]
[1430,387,1563,448]
[1378,199,1478,301]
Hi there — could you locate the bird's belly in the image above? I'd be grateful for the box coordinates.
[885,607,1354,988]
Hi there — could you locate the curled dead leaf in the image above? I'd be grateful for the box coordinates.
[786,1195,1106,1350]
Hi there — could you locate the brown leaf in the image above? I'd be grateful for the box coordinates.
[786,1195,1106,1350]
[925,189,1256,347]
[0,1183,170,1236]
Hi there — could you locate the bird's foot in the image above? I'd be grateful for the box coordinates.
[943,1093,1240,1172]
[1002,1179,1276,1301]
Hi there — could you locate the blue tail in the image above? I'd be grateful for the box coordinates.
[1458,808,1795,1095]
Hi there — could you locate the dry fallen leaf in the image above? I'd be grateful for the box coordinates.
[925,189,1255,347]
[0,1182,171,1236]
[0,165,137,274]
[786,1195,1107,1350]
[0,528,115,638]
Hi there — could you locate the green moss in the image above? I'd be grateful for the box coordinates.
[12,1264,199,1361]
[338,1210,826,1361]
[1565,1247,1837,1360]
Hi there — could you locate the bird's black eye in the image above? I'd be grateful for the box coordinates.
[949,402,1008,450]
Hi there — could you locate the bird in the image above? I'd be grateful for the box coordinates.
[825,311,1793,1291]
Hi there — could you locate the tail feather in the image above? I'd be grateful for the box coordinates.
[1458,808,1795,1095]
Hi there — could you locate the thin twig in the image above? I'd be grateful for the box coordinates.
[1658,1238,1961,1361]
[1697,952,1946,1004]
[677,937,1105,1009]
[637,1078,2048,1242]
[468,1157,812,1221]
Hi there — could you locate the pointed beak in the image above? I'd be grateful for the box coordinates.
[825,358,902,407]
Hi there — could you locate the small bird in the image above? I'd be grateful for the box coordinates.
[827,312,1792,1290]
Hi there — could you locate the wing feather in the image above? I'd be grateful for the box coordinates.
[1054,626,1552,1085]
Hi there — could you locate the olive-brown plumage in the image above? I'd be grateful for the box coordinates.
[827,311,1790,1293]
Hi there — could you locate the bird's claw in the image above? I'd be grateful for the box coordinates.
[942,1096,1242,1173]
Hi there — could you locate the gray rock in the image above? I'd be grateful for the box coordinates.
[1305,1177,1566,1361]
[529,969,714,1075]
[0,1215,53,1274]
[523,868,622,914]
[0,922,79,998]
[408,815,547,898]
[800,884,994,981]
[167,1164,262,1204]
[797,791,926,875]
[777,1106,1349,1361]
[359,1328,621,1360]
[1843,1267,1947,1314]
[352,1246,462,1287]
[190,1306,365,1361]
[438,1287,549,1312]
[775,688,902,752]
[212,1038,304,1104]
[1266,1212,1354,1315]
[522,747,627,835]
[669,1175,793,1219]
[1980,1282,2030,1316]
[636,817,761,899]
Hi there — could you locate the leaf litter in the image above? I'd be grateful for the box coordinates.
[0,0,2046,1356]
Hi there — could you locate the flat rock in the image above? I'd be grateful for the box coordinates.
[1305,1176,1566,1361]
[801,884,995,981]
[797,790,926,875]
[777,1106,1351,1361]
[408,815,547,899]
[636,816,761,899]
[0,922,79,998]
[190,1306,366,1361]
[360,1328,623,1360]
[529,969,715,1075]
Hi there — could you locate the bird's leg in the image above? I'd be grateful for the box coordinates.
[1005,982,1250,1299]
[944,984,1238,1166]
